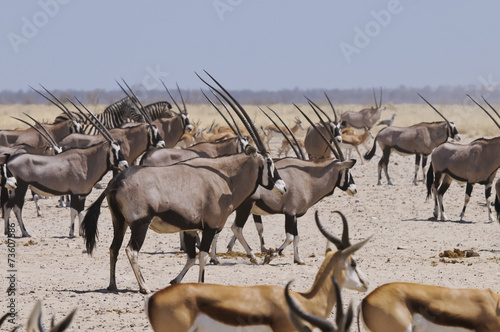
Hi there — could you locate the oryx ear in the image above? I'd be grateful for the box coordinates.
[244,144,257,155]
[337,158,356,170]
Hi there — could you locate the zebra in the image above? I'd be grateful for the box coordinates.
[55,96,140,135]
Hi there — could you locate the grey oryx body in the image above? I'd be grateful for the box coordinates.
[340,88,385,129]
[140,137,244,166]
[427,136,500,222]
[81,72,286,294]
[3,140,128,237]
[364,121,460,185]
[226,157,356,264]
[226,105,356,265]
[3,108,128,238]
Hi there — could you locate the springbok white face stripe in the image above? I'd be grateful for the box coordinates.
[342,256,368,292]
[412,314,474,332]
[188,314,272,332]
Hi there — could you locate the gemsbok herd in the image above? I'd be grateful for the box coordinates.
[2,73,500,331]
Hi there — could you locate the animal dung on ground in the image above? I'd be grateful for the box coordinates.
[439,248,479,258]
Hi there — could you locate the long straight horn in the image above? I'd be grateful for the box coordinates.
[22,113,59,147]
[197,71,266,153]
[324,92,338,123]
[120,79,155,124]
[482,95,500,122]
[314,211,344,250]
[177,83,187,114]
[307,102,345,161]
[74,97,115,142]
[210,90,245,139]
[305,96,333,123]
[38,84,77,122]
[294,103,341,160]
[259,107,302,159]
[202,70,266,151]
[67,98,112,141]
[30,85,76,121]
[161,80,183,114]
[266,107,305,160]
[373,87,378,108]
[12,116,59,150]
[467,95,500,130]
[201,89,239,138]
[379,87,383,108]
[417,93,450,126]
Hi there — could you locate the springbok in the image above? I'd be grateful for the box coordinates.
[364,94,460,185]
[263,116,304,150]
[340,88,385,129]
[303,94,343,159]
[80,73,286,293]
[359,282,500,332]
[427,95,499,222]
[285,276,353,332]
[145,211,369,332]
[0,300,76,332]
[339,129,372,163]
[226,105,356,265]
[3,106,128,238]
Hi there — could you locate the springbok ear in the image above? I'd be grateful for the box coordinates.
[244,144,257,155]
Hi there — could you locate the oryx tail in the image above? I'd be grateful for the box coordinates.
[364,136,378,161]
[426,164,434,200]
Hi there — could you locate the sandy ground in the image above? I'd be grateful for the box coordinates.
[1,134,500,331]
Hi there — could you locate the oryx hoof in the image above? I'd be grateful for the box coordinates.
[249,256,258,265]
[21,233,31,238]
[107,285,118,292]
[210,258,220,265]
[294,260,306,265]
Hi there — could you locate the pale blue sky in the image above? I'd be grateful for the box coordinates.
[1,1,499,92]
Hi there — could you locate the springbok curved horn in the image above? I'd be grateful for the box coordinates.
[12,116,59,151]
[306,102,345,161]
[201,89,240,139]
[482,95,500,122]
[210,90,245,139]
[294,103,341,160]
[285,279,336,332]
[324,92,338,123]
[30,85,76,122]
[118,79,155,125]
[197,71,266,153]
[417,93,451,126]
[21,113,59,148]
[265,107,305,160]
[467,95,500,130]
[315,210,350,250]
[161,80,183,115]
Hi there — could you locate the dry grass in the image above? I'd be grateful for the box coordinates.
[1,102,498,138]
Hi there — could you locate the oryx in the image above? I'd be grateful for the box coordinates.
[364,94,460,185]
[80,72,286,294]
[2,106,128,238]
[303,94,343,159]
[340,88,385,129]
[427,95,500,222]
[226,104,357,265]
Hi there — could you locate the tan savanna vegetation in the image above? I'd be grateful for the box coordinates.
[1,101,498,139]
